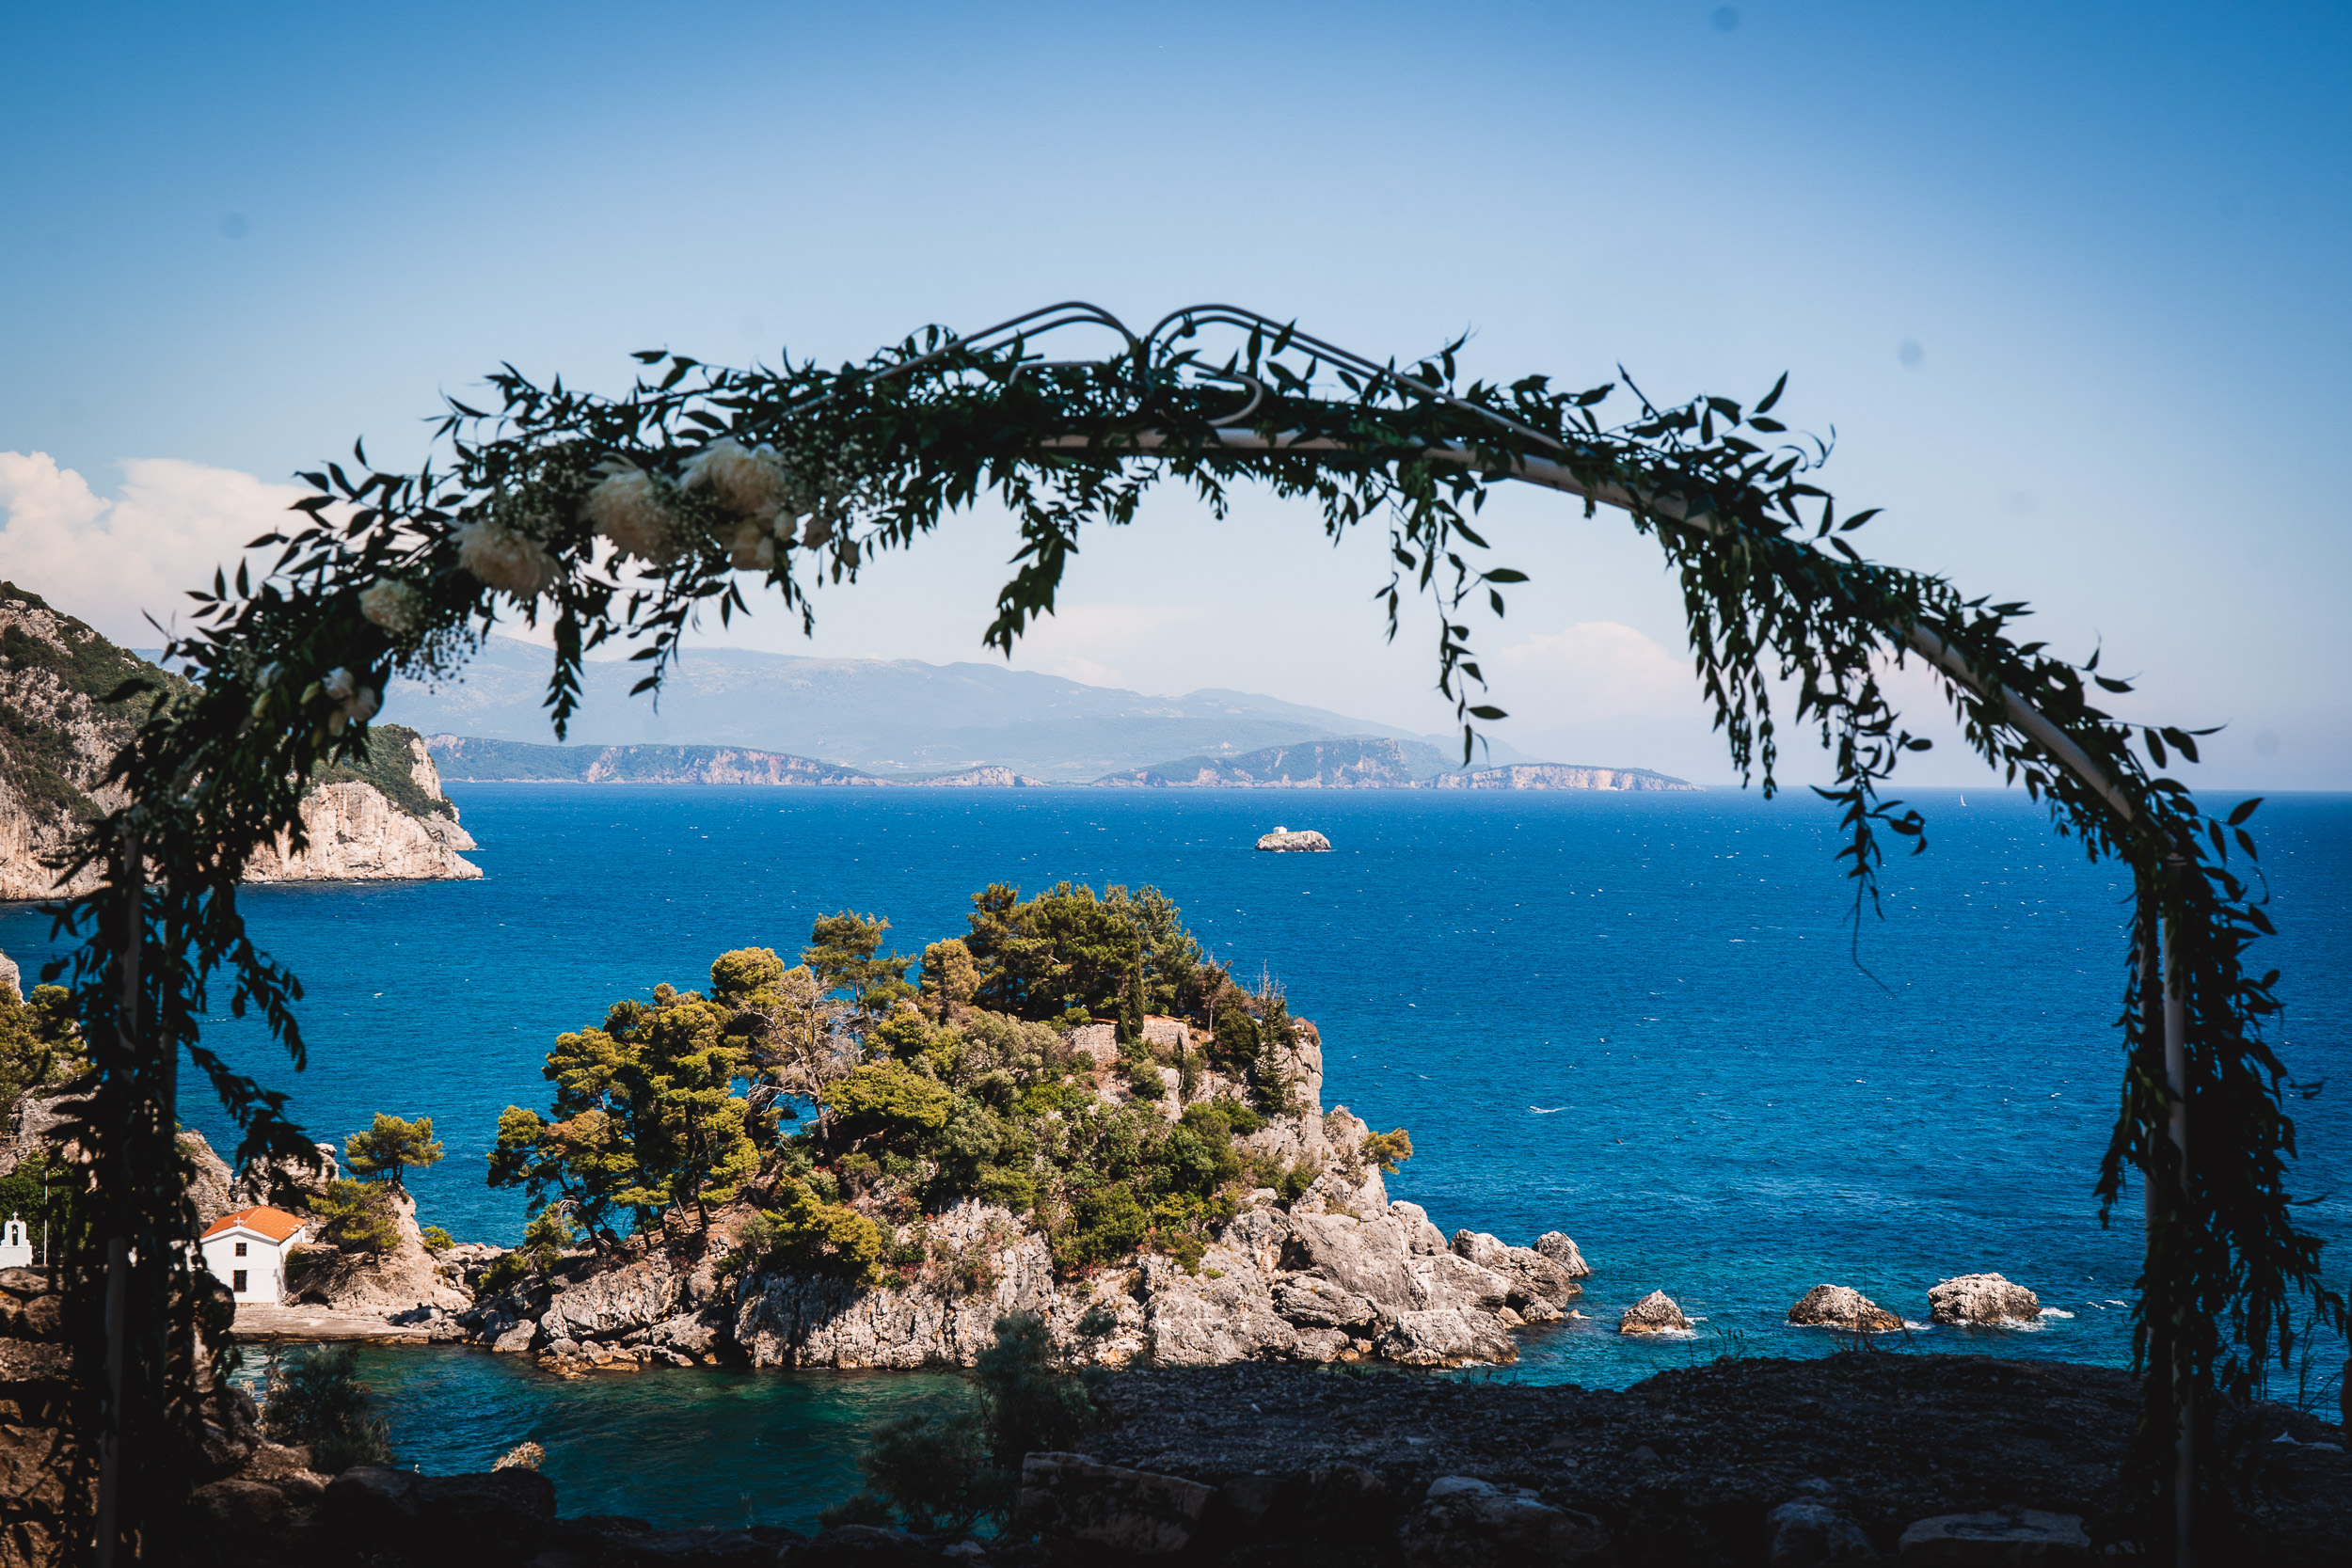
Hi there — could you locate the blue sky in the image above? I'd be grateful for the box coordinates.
[3,2,2346,787]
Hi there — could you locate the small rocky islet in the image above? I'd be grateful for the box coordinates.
[167,869,2051,1373]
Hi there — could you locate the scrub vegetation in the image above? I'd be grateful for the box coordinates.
[486,881,1357,1282]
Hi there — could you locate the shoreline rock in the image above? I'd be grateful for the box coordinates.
[1617,1290,1691,1335]
[1928,1272,2042,1326]
[1788,1282,1903,1334]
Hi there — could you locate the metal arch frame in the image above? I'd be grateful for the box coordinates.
[856,299,2195,1553]
[854,301,2137,826]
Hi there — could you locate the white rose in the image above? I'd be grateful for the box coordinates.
[326,684,380,737]
[682,437,796,521]
[358,578,427,637]
[455,517,559,598]
[581,468,682,563]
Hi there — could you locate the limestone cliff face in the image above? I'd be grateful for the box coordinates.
[246,739,482,882]
[0,581,480,894]
[1422,763,1698,791]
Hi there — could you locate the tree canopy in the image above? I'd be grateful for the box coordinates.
[342,1114,443,1189]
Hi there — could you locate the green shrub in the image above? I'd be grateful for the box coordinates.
[826,1060,954,1146]
[258,1345,391,1472]
[976,1165,1037,1214]
[740,1178,885,1283]
[1120,1057,1167,1101]
[476,1252,529,1298]
[1054,1181,1146,1272]
[1360,1127,1415,1174]
[310,1180,399,1255]
[1209,1003,1259,1073]
[419,1225,453,1252]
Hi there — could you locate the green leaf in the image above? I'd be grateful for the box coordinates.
[2225,798,2263,827]
[1482,567,1529,583]
[1754,372,1788,414]
[1468,705,1507,720]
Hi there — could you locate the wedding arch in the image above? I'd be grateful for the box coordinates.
[46,302,2335,1560]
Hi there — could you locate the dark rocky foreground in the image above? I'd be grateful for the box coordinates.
[174,1351,2349,1566]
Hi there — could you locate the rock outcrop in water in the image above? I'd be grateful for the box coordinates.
[1928,1272,2042,1325]
[1788,1282,1903,1334]
[1617,1290,1691,1334]
[1253,828,1331,852]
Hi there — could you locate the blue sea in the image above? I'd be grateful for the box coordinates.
[6,785,2348,1530]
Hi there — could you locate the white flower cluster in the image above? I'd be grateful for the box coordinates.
[358,578,428,638]
[455,517,559,598]
[321,666,380,736]
[581,467,682,563]
[680,437,823,572]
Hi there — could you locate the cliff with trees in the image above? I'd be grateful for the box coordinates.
[0,580,480,895]
[445,881,1589,1373]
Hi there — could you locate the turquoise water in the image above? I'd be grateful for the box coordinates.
[227,1344,968,1533]
[9,785,2348,1526]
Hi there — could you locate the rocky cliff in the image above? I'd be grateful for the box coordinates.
[1099,738,1698,791]
[1424,763,1698,791]
[0,582,479,895]
[244,738,481,883]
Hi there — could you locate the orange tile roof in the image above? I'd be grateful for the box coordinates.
[201,1206,306,1243]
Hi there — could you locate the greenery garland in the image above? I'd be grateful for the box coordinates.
[41,302,2338,1557]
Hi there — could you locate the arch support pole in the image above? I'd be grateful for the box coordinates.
[2161,906,2192,1565]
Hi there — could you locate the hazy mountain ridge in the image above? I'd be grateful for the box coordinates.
[1100,738,1698,790]
[423,733,1695,793]
[379,637,1530,782]
[427,736,1048,788]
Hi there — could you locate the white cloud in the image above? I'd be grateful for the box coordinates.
[1493,620,1701,723]
[0,452,305,645]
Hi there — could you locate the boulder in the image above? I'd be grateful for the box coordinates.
[1396,1475,1610,1566]
[1618,1291,1691,1335]
[539,1255,685,1342]
[1895,1507,2090,1562]
[1376,1307,1518,1367]
[1789,1283,1903,1334]
[1271,1275,1381,1333]
[0,948,17,1003]
[1137,1253,1297,1365]
[1766,1497,1878,1564]
[1407,1249,1514,1315]
[1015,1450,1215,1557]
[1534,1231,1592,1278]
[1453,1230,1583,1306]
[1926,1274,2041,1327]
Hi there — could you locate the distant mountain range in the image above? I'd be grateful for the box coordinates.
[424,734,1696,792]
[379,636,1534,783]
